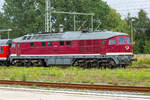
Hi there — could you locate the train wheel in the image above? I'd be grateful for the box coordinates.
[121,65,126,69]
[32,60,45,67]
[108,60,116,69]
[0,62,2,65]
[16,62,22,67]
[97,61,102,69]
[26,61,32,67]
[5,61,10,67]
[85,61,90,68]
[92,62,97,68]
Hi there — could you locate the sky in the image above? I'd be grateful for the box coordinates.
[0,0,4,11]
[103,0,150,18]
[0,0,150,18]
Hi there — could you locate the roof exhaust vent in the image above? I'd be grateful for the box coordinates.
[103,29,108,32]
[59,24,64,33]
[81,30,90,33]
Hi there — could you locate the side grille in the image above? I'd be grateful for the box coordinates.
[94,40,99,53]
[80,40,84,53]
[86,40,92,53]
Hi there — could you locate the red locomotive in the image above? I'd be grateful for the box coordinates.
[0,39,11,65]
[6,30,135,68]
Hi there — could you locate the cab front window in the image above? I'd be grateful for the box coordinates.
[119,37,125,44]
[126,37,131,44]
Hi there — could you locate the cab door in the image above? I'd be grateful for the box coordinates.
[16,43,21,56]
[0,46,4,57]
[100,40,106,55]
[53,42,59,54]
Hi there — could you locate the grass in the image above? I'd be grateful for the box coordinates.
[0,66,150,86]
[132,55,150,67]
[0,55,149,87]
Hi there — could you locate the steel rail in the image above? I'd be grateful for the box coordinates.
[0,80,150,93]
[127,67,150,69]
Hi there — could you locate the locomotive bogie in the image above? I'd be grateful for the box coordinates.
[11,59,46,67]
[9,54,133,68]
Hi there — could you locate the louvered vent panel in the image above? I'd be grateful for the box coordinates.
[94,40,99,53]
[86,40,92,53]
[80,40,84,53]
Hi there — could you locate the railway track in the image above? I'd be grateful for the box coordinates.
[0,80,150,93]
[127,67,150,69]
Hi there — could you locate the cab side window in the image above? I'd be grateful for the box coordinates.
[30,43,34,47]
[41,42,46,47]
[66,41,71,46]
[47,42,52,46]
[12,44,16,48]
[0,47,3,54]
[102,40,105,45]
[119,37,125,44]
[60,41,64,46]
[109,39,116,45]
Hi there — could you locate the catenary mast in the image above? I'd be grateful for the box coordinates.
[45,0,52,32]
[45,0,94,32]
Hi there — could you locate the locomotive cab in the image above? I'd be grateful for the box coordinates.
[107,36,133,55]
[106,35,134,67]
[0,39,12,65]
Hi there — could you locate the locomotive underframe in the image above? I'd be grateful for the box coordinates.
[9,55,133,68]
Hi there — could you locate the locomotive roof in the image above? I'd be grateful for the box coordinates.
[0,39,12,45]
[13,31,129,43]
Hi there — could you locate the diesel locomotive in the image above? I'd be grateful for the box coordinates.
[0,31,136,68]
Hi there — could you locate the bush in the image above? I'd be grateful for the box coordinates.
[22,74,27,81]
[10,76,16,81]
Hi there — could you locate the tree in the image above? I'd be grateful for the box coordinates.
[0,12,11,38]
[135,10,149,53]
[0,12,5,29]
[127,10,150,54]
[2,0,123,37]
[144,40,150,54]
[121,10,150,54]
[104,9,122,31]
[53,0,123,32]
[3,0,45,38]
